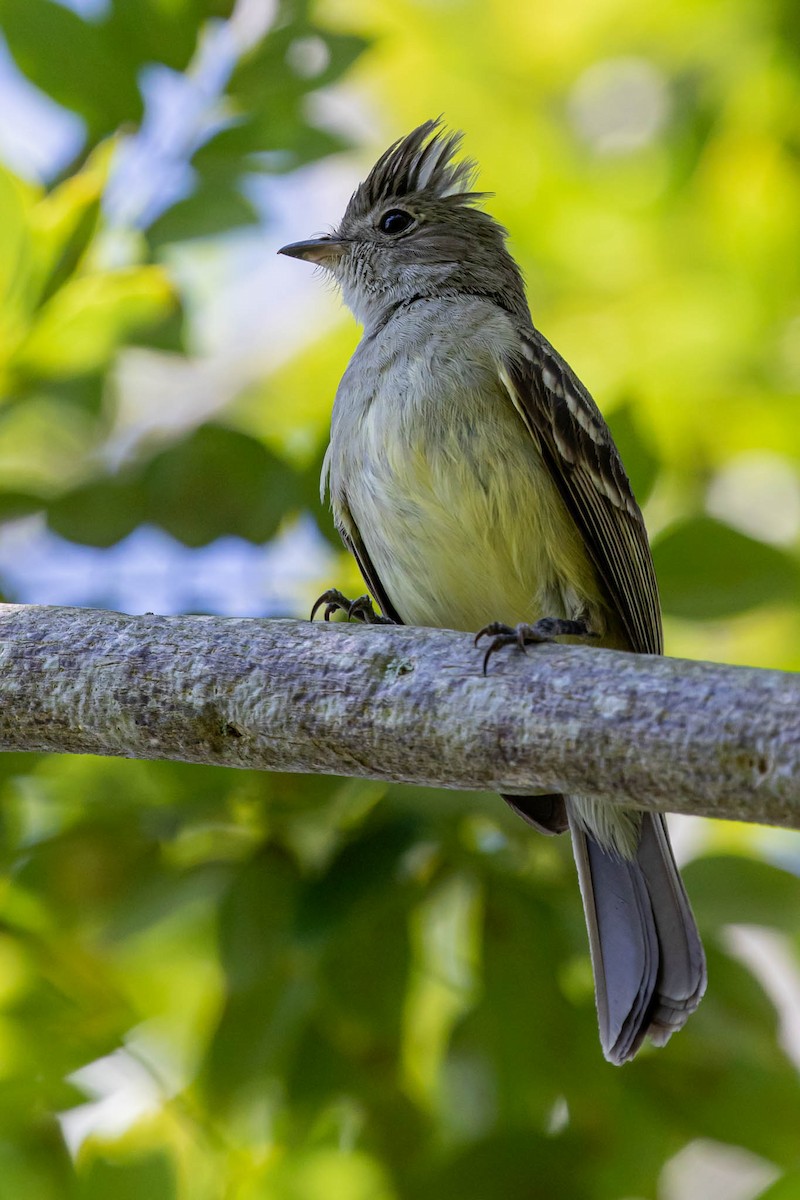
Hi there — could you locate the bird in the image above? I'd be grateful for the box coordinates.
[278,119,706,1064]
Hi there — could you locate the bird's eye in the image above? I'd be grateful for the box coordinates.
[378,209,414,236]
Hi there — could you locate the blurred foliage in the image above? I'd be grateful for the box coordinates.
[0,0,798,1198]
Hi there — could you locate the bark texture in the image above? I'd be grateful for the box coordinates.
[0,603,797,828]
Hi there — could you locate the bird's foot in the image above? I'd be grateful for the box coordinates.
[475,617,596,674]
[310,588,396,625]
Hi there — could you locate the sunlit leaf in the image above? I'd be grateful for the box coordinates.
[255,1148,396,1200]
[11,268,176,378]
[0,395,99,493]
[30,140,115,305]
[0,166,38,358]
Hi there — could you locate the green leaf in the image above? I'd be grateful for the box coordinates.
[606,401,660,506]
[297,815,421,938]
[146,177,260,247]
[753,1172,800,1200]
[30,140,114,306]
[196,110,346,172]
[255,1148,396,1200]
[312,841,415,1040]
[203,848,314,1099]
[0,1137,74,1200]
[142,424,304,545]
[652,516,799,619]
[77,1151,177,1200]
[684,855,800,936]
[102,0,236,75]
[413,1130,591,1200]
[451,875,577,1128]
[0,491,45,523]
[0,0,237,148]
[0,394,100,494]
[315,32,369,86]
[229,25,365,110]
[0,166,38,358]
[46,477,145,546]
[643,951,800,1168]
[124,301,187,354]
[190,23,361,175]
[11,267,176,379]
[0,0,140,143]
[45,424,309,547]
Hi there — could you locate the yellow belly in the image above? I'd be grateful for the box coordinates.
[346,392,601,633]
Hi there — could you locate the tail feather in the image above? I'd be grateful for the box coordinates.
[636,813,707,1043]
[569,809,706,1065]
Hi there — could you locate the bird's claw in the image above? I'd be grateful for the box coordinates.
[475,618,595,674]
[310,588,395,625]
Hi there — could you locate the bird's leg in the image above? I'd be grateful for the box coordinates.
[310,588,396,625]
[475,617,597,674]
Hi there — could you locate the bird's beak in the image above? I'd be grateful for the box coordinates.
[277,236,347,265]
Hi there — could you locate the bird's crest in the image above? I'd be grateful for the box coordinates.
[352,118,486,212]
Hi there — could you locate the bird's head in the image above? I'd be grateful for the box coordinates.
[278,119,527,328]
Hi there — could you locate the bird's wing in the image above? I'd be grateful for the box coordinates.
[338,508,405,625]
[498,329,663,655]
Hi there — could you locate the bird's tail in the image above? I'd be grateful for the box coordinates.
[569,809,706,1065]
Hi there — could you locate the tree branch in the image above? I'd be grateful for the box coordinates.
[0,603,797,828]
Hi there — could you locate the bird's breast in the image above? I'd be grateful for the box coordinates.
[326,303,597,631]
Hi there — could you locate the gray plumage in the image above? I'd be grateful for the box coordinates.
[279,119,706,1064]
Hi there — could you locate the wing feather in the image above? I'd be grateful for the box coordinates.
[500,331,662,655]
[337,508,404,626]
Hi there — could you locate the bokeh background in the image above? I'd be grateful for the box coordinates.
[0,1,799,1197]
